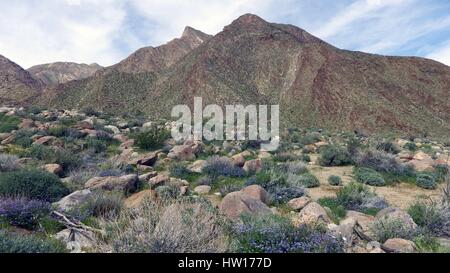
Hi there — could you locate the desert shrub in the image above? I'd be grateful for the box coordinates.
[0,113,20,133]
[104,198,228,253]
[231,214,343,253]
[301,154,311,162]
[203,156,245,178]
[408,202,450,237]
[336,182,388,212]
[273,152,298,162]
[371,217,417,243]
[132,126,170,151]
[169,162,193,179]
[405,142,418,152]
[0,231,67,253]
[85,138,107,153]
[0,197,50,229]
[278,161,308,175]
[12,129,34,147]
[416,173,437,189]
[197,176,213,186]
[81,106,100,117]
[356,150,415,178]
[354,168,386,187]
[270,185,306,205]
[434,164,449,183]
[0,154,20,172]
[295,173,320,188]
[319,145,352,167]
[0,169,70,202]
[298,132,322,146]
[328,175,342,186]
[65,167,101,191]
[318,197,346,223]
[155,185,181,200]
[25,145,81,171]
[86,193,123,220]
[219,183,244,196]
[376,141,400,154]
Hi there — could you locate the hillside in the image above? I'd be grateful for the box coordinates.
[28,62,102,85]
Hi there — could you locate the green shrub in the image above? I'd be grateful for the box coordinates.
[0,169,70,202]
[336,182,388,212]
[416,173,437,189]
[405,142,418,152]
[319,145,352,166]
[318,197,346,223]
[25,145,81,171]
[13,129,34,148]
[376,141,400,154]
[408,202,450,237]
[0,154,20,172]
[354,168,386,187]
[296,173,320,188]
[133,126,171,151]
[328,175,342,186]
[0,113,20,133]
[0,231,67,253]
[371,218,416,243]
[85,138,107,153]
[302,154,311,163]
[86,193,123,220]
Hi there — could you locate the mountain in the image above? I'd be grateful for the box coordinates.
[28,62,102,85]
[33,14,450,137]
[0,54,42,105]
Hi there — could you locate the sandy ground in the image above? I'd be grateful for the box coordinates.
[306,154,443,210]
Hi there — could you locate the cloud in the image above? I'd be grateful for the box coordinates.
[427,40,450,66]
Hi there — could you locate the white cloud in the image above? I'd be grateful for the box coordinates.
[427,40,450,66]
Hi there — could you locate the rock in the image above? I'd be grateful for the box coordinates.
[189,160,207,173]
[413,151,431,161]
[124,190,156,208]
[384,238,417,253]
[137,165,153,173]
[241,185,270,205]
[85,174,139,193]
[258,151,272,160]
[376,207,417,231]
[53,189,92,212]
[54,229,96,253]
[345,211,375,234]
[43,164,63,176]
[336,218,357,246]
[314,141,328,148]
[105,125,120,134]
[194,185,211,195]
[138,171,158,182]
[397,139,409,147]
[231,153,246,167]
[243,159,262,173]
[303,145,316,153]
[0,134,15,145]
[75,121,95,130]
[19,119,34,129]
[33,135,57,145]
[287,196,312,211]
[294,202,331,227]
[369,247,385,253]
[142,121,153,128]
[148,174,171,189]
[129,152,159,166]
[168,145,196,161]
[0,133,11,142]
[219,191,272,219]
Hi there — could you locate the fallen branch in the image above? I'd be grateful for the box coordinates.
[353,223,397,253]
[51,211,105,238]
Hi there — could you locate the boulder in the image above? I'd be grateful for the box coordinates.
[219,191,272,219]
[43,164,63,176]
[335,217,356,246]
[194,185,211,195]
[33,135,57,145]
[241,185,270,205]
[85,174,139,193]
[294,202,331,227]
[148,174,171,189]
[231,153,246,167]
[287,197,312,211]
[384,238,417,253]
[1,134,15,145]
[189,160,207,173]
[19,119,35,129]
[168,145,196,161]
[104,125,120,134]
[345,211,375,234]
[376,207,417,231]
[129,152,159,166]
[243,159,262,173]
[138,171,158,183]
[0,133,11,142]
[124,190,156,208]
[53,189,92,212]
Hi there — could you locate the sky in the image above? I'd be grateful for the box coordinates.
[0,0,449,68]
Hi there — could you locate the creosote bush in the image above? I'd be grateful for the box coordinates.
[354,168,386,187]
[371,218,417,243]
[408,202,450,237]
[416,173,437,190]
[336,182,388,212]
[0,169,70,202]
[319,145,352,167]
[133,126,170,151]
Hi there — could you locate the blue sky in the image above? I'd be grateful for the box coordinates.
[0,0,449,68]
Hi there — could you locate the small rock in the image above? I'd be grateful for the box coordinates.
[189,160,207,173]
[219,191,272,219]
[43,164,63,176]
[384,238,417,253]
[294,202,331,227]
[194,185,211,195]
[287,196,312,211]
[241,185,270,205]
[168,145,196,161]
[53,189,92,212]
[148,174,171,189]
[243,159,262,173]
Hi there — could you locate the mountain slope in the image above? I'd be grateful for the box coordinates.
[0,54,42,105]
[28,62,102,85]
[36,14,450,137]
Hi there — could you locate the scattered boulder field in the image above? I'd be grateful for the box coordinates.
[0,106,449,253]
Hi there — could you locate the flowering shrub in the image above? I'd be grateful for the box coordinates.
[203,156,245,178]
[0,231,67,253]
[231,214,343,253]
[0,197,50,229]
